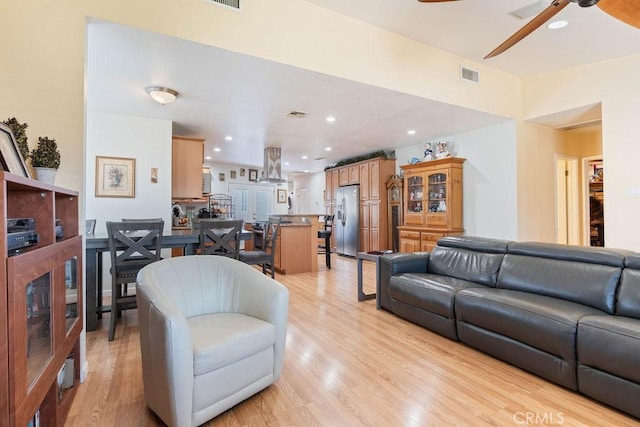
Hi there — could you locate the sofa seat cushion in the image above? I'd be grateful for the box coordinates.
[189,312,275,376]
[456,288,604,361]
[577,315,640,384]
[390,273,486,319]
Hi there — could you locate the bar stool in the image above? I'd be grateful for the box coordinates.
[317,215,334,269]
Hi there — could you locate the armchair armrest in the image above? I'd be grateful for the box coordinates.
[234,273,289,380]
[136,284,195,427]
[379,253,429,311]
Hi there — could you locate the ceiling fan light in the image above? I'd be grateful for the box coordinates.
[578,0,599,7]
[146,86,179,105]
[547,20,568,30]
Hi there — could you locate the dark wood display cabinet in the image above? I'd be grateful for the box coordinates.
[0,172,82,426]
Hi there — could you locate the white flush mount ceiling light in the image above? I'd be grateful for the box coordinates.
[407,129,416,135]
[547,20,568,30]
[146,86,179,105]
[326,116,336,123]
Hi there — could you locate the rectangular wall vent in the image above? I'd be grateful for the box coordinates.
[203,0,240,10]
[461,66,479,84]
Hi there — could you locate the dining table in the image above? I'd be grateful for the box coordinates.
[85,228,253,331]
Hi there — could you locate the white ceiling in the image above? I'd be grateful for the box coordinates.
[306,0,640,76]
[86,1,639,175]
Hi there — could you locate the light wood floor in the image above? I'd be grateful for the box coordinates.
[67,255,639,426]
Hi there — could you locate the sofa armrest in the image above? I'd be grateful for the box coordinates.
[379,253,429,311]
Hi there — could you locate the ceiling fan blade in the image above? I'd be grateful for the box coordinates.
[598,0,640,29]
[484,0,571,59]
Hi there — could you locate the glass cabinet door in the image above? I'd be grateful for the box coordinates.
[65,257,79,333]
[26,272,52,387]
[407,174,424,213]
[428,172,448,213]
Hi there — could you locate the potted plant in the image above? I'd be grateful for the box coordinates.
[31,136,61,184]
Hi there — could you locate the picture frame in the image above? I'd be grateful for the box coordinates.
[85,219,96,234]
[249,168,258,182]
[219,172,225,182]
[95,156,135,198]
[0,122,30,178]
[277,189,287,204]
[230,170,236,179]
[240,168,246,177]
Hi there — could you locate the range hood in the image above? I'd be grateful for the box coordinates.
[262,147,287,183]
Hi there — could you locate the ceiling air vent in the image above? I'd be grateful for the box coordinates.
[460,66,479,84]
[287,111,308,118]
[203,0,240,10]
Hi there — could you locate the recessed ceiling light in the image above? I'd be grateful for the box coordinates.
[326,116,336,123]
[304,170,309,173]
[284,162,290,166]
[224,135,233,141]
[205,156,212,160]
[302,155,308,159]
[325,147,332,151]
[407,129,416,135]
[213,147,221,152]
[547,20,568,30]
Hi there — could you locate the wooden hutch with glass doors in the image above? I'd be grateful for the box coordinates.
[0,172,82,426]
[398,157,464,252]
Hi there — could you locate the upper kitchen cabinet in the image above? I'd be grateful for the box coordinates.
[172,136,204,199]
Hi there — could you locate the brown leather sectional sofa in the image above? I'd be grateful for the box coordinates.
[379,236,640,419]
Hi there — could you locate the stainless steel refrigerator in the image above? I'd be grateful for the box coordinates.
[335,185,360,257]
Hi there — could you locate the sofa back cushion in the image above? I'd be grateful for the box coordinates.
[617,255,640,319]
[429,236,510,287]
[497,242,631,314]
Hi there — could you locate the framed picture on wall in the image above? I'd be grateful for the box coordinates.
[249,168,258,182]
[95,156,135,198]
[277,189,287,204]
[230,170,236,179]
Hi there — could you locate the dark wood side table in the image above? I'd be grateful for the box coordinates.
[356,251,383,301]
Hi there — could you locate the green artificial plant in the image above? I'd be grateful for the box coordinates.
[31,136,61,169]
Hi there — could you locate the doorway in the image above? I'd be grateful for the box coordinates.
[555,156,580,245]
[584,158,604,246]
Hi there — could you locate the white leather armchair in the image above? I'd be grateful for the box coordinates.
[136,255,289,427]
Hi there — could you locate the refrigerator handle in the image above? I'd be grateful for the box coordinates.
[341,198,346,226]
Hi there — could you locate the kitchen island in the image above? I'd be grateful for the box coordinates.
[264,214,323,275]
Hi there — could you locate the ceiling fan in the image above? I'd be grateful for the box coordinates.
[418,0,640,59]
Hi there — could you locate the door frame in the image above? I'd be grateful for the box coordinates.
[554,155,580,245]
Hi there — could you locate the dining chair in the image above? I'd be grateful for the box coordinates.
[317,215,334,269]
[238,217,281,278]
[106,220,164,341]
[198,219,244,258]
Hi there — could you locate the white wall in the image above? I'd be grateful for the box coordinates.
[395,121,518,240]
[291,172,326,214]
[86,111,173,232]
[204,161,289,215]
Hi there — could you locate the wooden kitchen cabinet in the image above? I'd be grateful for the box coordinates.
[172,136,205,199]
[348,165,360,184]
[398,157,465,252]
